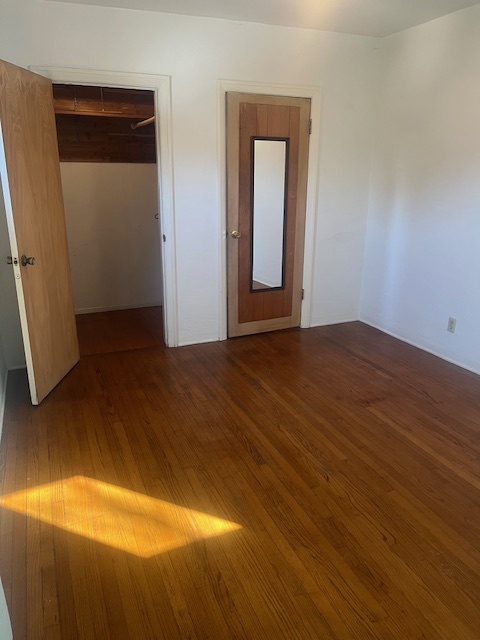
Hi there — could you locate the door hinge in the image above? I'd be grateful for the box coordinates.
[309,120,312,135]
[301,288,305,300]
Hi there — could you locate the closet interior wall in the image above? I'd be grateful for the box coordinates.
[54,84,163,315]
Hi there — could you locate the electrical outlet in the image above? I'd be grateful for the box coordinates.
[447,317,456,334]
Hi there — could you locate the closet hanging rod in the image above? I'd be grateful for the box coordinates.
[131,116,155,130]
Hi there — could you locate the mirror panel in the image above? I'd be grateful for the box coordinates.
[251,139,288,290]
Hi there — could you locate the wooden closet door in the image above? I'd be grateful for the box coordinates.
[0,60,79,404]
[227,92,310,337]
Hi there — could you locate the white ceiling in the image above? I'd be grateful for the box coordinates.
[48,0,480,37]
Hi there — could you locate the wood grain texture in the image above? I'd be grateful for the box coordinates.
[0,60,79,404]
[76,307,165,356]
[55,114,156,163]
[53,85,156,163]
[1,311,480,638]
[52,85,154,119]
[226,92,310,337]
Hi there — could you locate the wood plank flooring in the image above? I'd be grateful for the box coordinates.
[1,310,480,639]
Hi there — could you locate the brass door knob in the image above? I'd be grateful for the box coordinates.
[21,255,36,266]
[231,230,241,239]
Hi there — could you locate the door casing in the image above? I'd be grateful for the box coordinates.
[33,66,178,347]
[218,80,322,341]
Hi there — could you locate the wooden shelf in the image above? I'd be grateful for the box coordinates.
[53,84,154,119]
[53,84,156,163]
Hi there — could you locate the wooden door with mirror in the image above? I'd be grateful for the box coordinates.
[226,92,311,337]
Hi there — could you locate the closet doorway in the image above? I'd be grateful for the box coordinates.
[53,84,164,355]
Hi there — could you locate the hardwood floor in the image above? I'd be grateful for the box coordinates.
[1,311,480,639]
[75,307,165,356]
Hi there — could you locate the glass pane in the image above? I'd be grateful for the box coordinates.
[252,139,287,290]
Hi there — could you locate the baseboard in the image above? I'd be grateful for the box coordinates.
[75,302,162,315]
[308,316,358,328]
[178,336,221,347]
[360,318,480,377]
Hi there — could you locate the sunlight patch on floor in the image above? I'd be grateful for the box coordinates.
[0,476,241,558]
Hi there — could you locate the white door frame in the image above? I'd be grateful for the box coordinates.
[217,80,322,340]
[32,66,178,347]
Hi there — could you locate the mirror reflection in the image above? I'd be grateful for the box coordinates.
[252,139,287,290]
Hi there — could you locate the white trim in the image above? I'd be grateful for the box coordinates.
[360,317,480,377]
[310,315,359,327]
[31,66,179,347]
[0,121,38,404]
[75,302,162,315]
[179,336,223,347]
[217,79,322,339]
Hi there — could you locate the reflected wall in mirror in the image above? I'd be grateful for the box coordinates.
[251,138,289,291]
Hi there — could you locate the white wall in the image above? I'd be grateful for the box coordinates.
[0,176,25,370]
[361,4,480,373]
[0,0,379,344]
[60,163,163,313]
[0,578,12,640]
[252,140,286,288]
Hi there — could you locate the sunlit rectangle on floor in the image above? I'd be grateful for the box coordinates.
[0,476,241,558]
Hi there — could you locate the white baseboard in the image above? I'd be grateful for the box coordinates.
[308,315,358,328]
[178,336,221,347]
[360,317,480,377]
[75,302,162,315]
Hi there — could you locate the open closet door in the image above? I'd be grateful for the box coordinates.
[0,60,79,404]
